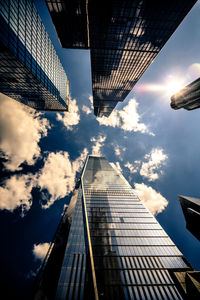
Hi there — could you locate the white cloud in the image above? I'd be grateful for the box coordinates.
[97,99,153,135]
[114,145,126,160]
[72,148,88,173]
[56,99,80,130]
[125,161,141,174]
[140,148,168,181]
[125,148,167,181]
[90,135,106,156]
[82,105,92,115]
[0,174,36,215]
[134,183,168,215]
[115,146,121,157]
[0,94,50,171]
[37,149,88,208]
[97,110,120,128]
[0,148,88,214]
[33,243,50,261]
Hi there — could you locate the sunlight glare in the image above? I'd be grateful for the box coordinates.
[165,77,185,96]
[135,75,186,98]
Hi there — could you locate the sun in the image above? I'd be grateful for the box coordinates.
[165,76,186,96]
[135,75,186,98]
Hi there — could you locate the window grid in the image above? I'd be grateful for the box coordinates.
[83,156,190,299]
[0,0,68,111]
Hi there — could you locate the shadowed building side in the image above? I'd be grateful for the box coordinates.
[179,195,200,241]
[34,182,81,300]
[0,0,69,111]
[46,0,197,116]
[171,78,200,111]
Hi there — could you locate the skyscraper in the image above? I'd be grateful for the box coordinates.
[179,195,200,241]
[34,156,200,300]
[0,0,69,111]
[46,0,197,116]
[171,78,200,111]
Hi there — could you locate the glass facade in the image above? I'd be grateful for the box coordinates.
[35,156,194,300]
[171,77,200,111]
[179,195,200,241]
[46,0,197,116]
[0,0,69,111]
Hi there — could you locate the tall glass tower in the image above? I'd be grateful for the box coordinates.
[46,0,197,116]
[0,0,69,111]
[171,77,200,111]
[34,156,200,300]
[179,195,200,241]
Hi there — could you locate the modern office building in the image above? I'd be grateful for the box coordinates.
[171,78,200,111]
[179,195,200,241]
[34,156,200,300]
[46,0,197,116]
[0,0,69,111]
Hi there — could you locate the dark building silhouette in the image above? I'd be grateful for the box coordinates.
[46,0,197,116]
[171,77,200,111]
[179,195,200,241]
[34,156,200,300]
[0,0,69,111]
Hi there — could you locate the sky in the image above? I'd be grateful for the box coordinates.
[0,1,200,299]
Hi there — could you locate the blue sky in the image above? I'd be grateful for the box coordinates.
[0,1,200,298]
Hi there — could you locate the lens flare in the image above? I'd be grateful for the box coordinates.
[135,75,186,97]
[165,77,186,96]
[188,63,200,80]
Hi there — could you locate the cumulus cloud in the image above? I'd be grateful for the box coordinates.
[90,135,106,156]
[140,148,167,181]
[81,95,94,115]
[97,99,153,135]
[37,148,88,208]
[115,146,121,157]
[125,148,167,181]
[56,99,80,130]
[134,183,168,215]
[0,148,88,214]
[82,105,92,115]
[0,94,50,171]
[97,110,120,128]
[114,145,126,160]
[0,174,36,215]
[33,243,50,261]
[125,161,141,174]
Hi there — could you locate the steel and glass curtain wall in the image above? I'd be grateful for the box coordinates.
[171,77,200,111]
[46,0,197,116]
[0,0,69,111]
[179,195,200,241]
[35,156,197,300]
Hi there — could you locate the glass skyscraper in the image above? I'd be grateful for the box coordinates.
[46,0,197,116]
[171,77,200,111]
[0,0,69,111]
[34,156,199,300]
[179,195,200,241]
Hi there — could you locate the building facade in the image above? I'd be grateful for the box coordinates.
[46,0,197,116]
[179,195,200,241]
[34,156,200,300]
[171,78,200,111]
[0,0,69,111]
